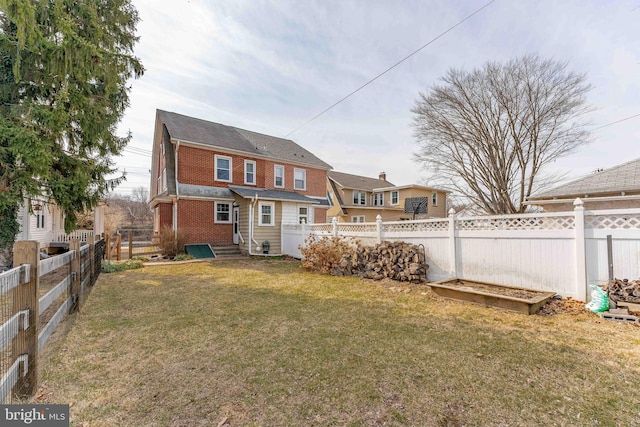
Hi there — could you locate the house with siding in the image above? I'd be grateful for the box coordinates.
[327,171,448,222]
[149,110,332,255]
[15,198,104,253]
[526,157,640,212]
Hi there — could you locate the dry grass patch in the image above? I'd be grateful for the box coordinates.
[35,259,640,426]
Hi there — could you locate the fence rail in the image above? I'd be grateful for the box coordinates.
[0,237,104,402]
[283,200,640,302]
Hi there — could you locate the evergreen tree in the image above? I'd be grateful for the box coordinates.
[0,0,144,249]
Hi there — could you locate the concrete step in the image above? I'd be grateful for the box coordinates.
[211,246,242,256]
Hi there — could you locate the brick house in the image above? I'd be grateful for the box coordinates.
[327,171,449,222]
[149,110,332,255]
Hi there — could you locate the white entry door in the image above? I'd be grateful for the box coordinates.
[232,206,240,244]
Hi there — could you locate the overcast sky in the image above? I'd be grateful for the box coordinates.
[113,0,640,198]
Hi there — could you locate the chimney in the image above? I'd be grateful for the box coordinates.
[379,171,386,181]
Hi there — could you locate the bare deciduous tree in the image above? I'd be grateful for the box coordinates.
[412,55,592,214]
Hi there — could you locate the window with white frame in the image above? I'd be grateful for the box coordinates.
[259,201,275,226]
[351,215,365,223]
[244,160,256,185]
[215,202,231,223]
[298,207,308,224]
[432,192,438,206]
[274,165,284,188]
[353,191,366,205]
[36,211,45,229]
[215,155,232,182]
[373,193,384,206]
[391,191,399,205]
[294,168,306,190]
[154,207,159,232]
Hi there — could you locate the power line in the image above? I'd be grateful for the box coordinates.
[283,0,496,138]
[592,113,640,131]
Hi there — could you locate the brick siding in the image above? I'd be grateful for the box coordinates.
[177,199,233,246]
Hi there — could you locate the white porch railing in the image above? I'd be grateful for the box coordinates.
[282,199,640,301]
[54,229,94,242]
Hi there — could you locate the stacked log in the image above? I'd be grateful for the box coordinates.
[605,278,640,303]
[333,241,428,283]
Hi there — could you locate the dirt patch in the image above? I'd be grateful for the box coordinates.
[536,298,588,316]
[437,279,548,300]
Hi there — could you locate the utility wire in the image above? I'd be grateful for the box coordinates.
[283,0,496,138]
[591,113,640,130]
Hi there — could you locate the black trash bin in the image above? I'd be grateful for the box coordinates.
[261,240,270,254]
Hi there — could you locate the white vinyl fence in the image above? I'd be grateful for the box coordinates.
[282,199,640,301]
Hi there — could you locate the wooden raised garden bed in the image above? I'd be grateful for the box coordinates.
[429,278,556,314]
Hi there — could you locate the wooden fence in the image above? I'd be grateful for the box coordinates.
[0,237,105,402]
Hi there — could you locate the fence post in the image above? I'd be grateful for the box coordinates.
[332,217,339,237]
[70,239,81,313]
[376,215,382,244]
[12,240,40,398]
[105,233,111,261]
[448,208,457,277]
[88,235,95,285]
[574,198,588,301]
[116,232,122,261]
[128,231,133,260]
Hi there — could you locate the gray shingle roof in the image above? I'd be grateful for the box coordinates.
[229,186,320,203]
[178,184,234,199]
[157,110,331,169]
[328,171,394,191]
[530,157,640,199]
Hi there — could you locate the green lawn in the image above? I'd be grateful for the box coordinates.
[35,259,640,426]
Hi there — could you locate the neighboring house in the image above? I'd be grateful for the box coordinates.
[16,198,103,253]
[149,109,332,255]
[526,157,640,212]
[327,171,449,222]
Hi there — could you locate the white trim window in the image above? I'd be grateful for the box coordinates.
[274,165,284,188]
[36,211,46,229]
[391,191,399,205]
[215,202,231,223]
[373,193,384,206]
[351,215,365,223]
[432,192,438,206]
[294,168,306,190]
[215,155,232,182]
[259,202,275,226]
[353,191,366,206]
[244,160,256,185]
[298,206,308,224]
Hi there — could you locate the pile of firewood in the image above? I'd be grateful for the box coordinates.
[335,241,428,282]
[605,278,640,303]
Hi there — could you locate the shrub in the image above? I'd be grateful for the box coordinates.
[173,254,195,262]
[299,235,360,274]
[101,259,144,273]
[158,226,187,257]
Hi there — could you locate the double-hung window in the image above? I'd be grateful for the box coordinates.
[353,191,366,205]
[215,202,231,223]
[36,212,45,229]
[274,165,284,188]
[244,160,256,185]
[215,155,232,182]
[391,191,399,205]
[351,216,365,223]
[294,168,306,190]
[259,202,275,226]
[373,193,384,206]
[298,207,308,224]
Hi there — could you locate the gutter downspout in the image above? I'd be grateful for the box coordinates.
[174,140,180,239]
